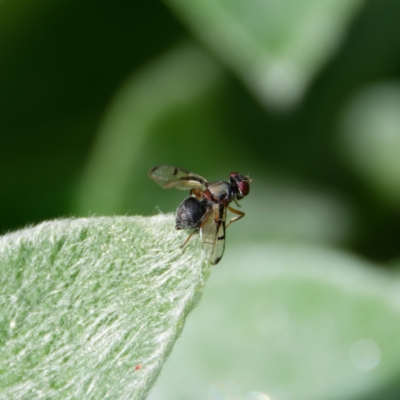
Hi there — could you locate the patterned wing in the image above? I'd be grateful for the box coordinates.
[149,165,208,190]
[200,204,226,265]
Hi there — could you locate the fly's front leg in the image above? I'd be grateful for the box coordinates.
[233,198,241,208]
[226,206,245,228]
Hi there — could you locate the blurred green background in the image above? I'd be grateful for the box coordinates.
[2,0,400,399]
[2,0,400,263]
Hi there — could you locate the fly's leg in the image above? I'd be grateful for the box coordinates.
[180,230,198,249]
[226,206,245,228]
[190,188,203,199]
[233,198,241,207]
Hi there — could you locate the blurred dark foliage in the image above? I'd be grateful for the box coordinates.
[0,0,183,230]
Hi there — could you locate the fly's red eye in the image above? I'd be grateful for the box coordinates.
[237,180,250,197]
[230,172,251,197]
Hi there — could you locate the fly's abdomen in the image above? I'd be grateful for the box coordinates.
[176,197,207,229]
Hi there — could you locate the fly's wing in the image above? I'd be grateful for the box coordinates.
[200,204,226,265]
[149,165,208,190]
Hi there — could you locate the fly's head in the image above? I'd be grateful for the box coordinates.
[229,172,251,200]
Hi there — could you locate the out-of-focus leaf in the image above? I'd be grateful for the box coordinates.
[228,180,353,245]
[0,215,209,399]
[338,82,400,207]
[149,243,400,400]
[164,0,364,110]
[76,42,223,215]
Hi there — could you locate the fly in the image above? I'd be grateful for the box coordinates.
[149,165,251,265]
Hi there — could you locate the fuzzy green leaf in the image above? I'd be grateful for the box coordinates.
[0,215,209,399]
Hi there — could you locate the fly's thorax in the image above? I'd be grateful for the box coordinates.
[206,181,233,202]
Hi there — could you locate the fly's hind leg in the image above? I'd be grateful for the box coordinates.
[180,230,198,249]
[226,206,245,228]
